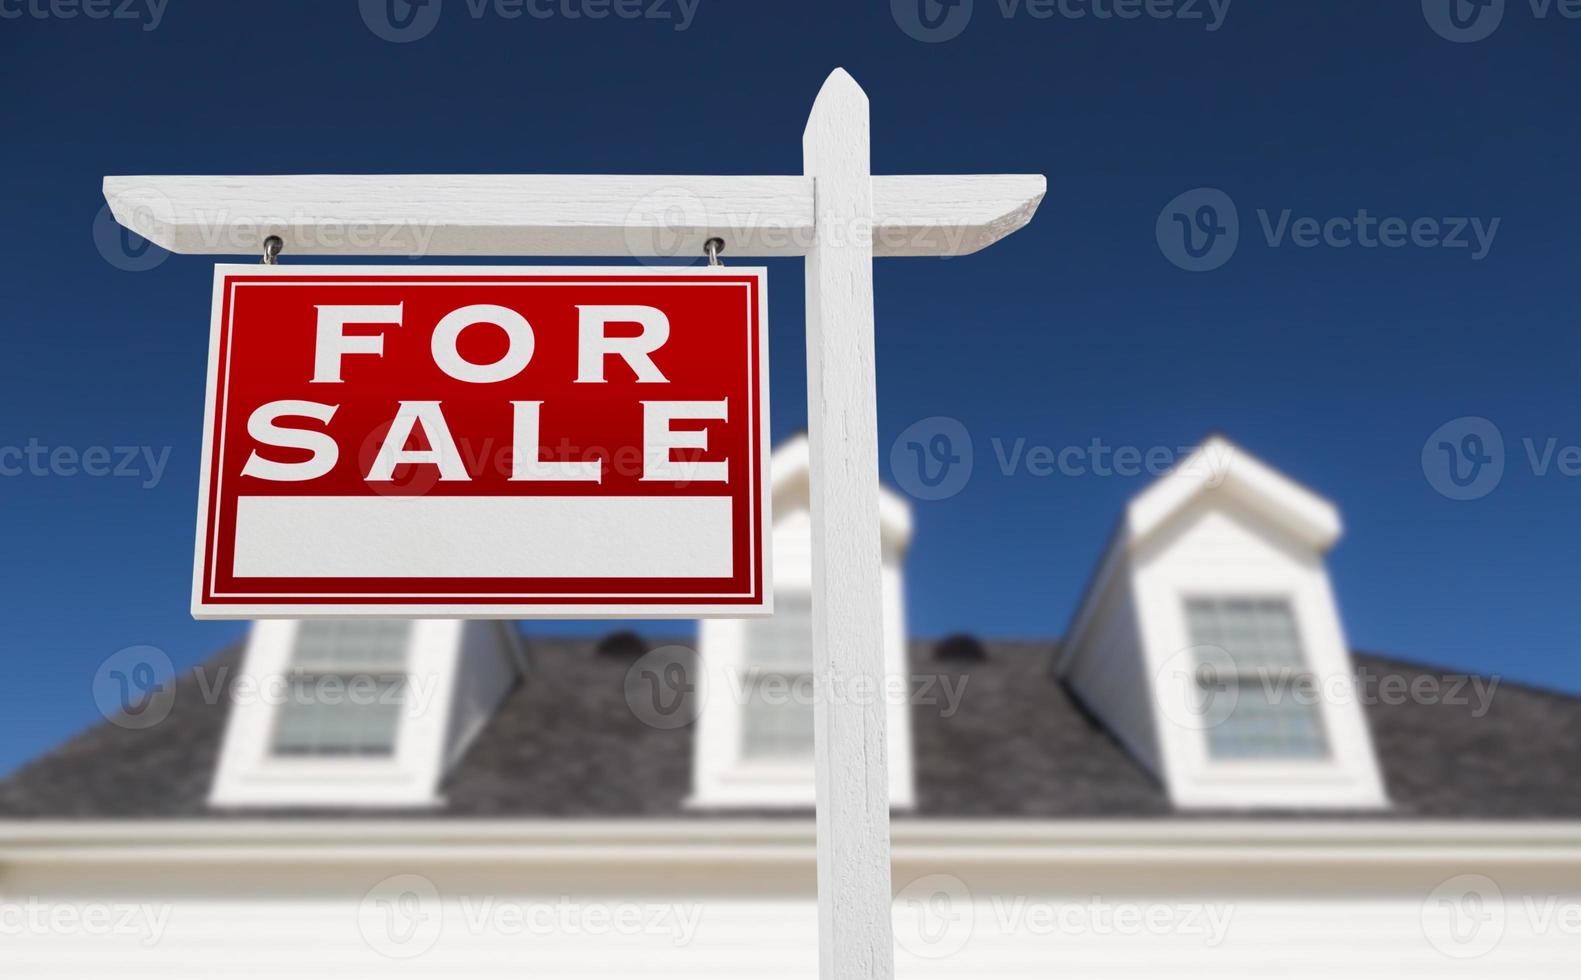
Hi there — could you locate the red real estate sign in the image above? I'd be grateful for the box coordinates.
[193,265,771,619]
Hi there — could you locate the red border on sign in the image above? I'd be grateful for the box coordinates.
[192,266,770,618]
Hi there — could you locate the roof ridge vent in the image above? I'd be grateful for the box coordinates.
[595,630,648,658]
[934,633,988,662]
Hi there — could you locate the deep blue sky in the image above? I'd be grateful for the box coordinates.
[2,1,1578,776]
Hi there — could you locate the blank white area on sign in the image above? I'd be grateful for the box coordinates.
[232,495,733,580]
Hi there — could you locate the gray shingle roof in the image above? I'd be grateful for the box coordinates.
[1,637,1578,820]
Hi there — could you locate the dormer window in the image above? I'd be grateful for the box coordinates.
[690,435,915,809]
[1186,597,1328,760]
[270,621,411,758]
[1058,435,1389,811]
[739,592,815,762]
[209,619,523,809]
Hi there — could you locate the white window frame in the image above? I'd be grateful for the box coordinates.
[1182,595,1332,762]
[737,591,818,765]
[1134,507,1389,810]
[208,620,461,809]
[269,620,413,759]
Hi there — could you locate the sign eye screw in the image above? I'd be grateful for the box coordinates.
[261,235,284,265]
[703,237,725,267]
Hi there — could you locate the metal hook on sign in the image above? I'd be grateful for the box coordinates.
[703,237,725,267]
[261,235,284,265]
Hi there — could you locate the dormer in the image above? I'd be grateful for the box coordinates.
[689,434,916,808]
[208,619,525,808]
[1058,435,1389,811]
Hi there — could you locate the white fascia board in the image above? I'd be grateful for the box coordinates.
[3,819,1580,868]
[1128,436,1342,553]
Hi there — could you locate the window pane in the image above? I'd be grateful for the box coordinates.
[740,594,814,761]
[741,673,815,760]
[271,621,411,758]
[1186,598,1329,760]
[292,620,410,671]
[745,594,813,672]
[1205,679,1328,760]
[274,677,407,757]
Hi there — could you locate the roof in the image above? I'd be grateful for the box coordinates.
[1,637,1578,820]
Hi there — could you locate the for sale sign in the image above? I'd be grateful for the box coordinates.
[193,265,770,618]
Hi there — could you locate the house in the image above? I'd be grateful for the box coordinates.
[2,434,1579,977]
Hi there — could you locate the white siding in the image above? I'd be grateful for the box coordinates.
[1060,562,1161,778]
[4,838,1577,978]
[442,623,522,770]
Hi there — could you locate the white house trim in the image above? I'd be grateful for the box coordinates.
[3,820,1579,865]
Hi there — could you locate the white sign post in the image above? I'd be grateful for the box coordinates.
[105,67,1044,980]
